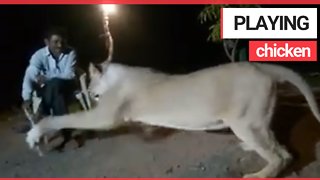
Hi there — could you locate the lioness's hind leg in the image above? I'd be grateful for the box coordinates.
[229,77,292,177]
[230,121,292,178]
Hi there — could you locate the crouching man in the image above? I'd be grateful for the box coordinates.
[21,26,78,150]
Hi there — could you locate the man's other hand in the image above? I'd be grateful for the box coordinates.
[36,75,46,85]
[22,100,32,113]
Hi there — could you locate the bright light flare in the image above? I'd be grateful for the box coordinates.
[101,4,116,15]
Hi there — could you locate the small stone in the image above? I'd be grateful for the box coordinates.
[4,161,8,164]
[176,164,180,168]
[198,162,206,171]
[152,155,156,161]
[15,162,21,167]
[189,162,206,171]
[200,166,206,171]
[165,167,173,174]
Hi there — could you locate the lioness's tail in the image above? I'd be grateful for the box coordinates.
[254,63,320,122]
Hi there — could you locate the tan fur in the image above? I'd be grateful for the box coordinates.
[26,62,320,177]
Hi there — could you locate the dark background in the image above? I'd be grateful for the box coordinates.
[0,5,318,111]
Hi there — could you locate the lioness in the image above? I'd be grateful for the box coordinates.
[26,62,320,178]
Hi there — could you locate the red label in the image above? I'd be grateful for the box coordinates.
[249,41,317,62]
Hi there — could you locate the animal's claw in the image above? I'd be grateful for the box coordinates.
[26,125,42,150]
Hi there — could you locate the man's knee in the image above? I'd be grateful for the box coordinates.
[44,78,75,96]
[43,78,67,96]
[48,77,74,90]
[46,78,64,87]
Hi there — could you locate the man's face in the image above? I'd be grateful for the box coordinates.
[45,34,66,56]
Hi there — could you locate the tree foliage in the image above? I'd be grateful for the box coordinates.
[198,5,261,62]
[199,5,261,42]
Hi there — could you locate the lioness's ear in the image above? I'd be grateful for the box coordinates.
[89,62,102,78]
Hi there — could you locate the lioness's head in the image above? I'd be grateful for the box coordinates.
[88,62,108,101]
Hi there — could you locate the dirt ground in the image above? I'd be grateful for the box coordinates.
[1,94,320,177]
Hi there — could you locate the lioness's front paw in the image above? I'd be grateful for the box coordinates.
[26,125,42,149]
[239,142,253,151]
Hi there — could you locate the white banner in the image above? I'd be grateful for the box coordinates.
[221,8,317,39]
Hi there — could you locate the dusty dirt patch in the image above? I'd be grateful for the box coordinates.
[1,96,320,177]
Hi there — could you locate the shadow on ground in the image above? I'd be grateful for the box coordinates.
[272,95,320,176]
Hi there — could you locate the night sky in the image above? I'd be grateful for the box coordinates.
[0,5,319,111]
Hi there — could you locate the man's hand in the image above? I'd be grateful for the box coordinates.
[36,75,46,85]
[22,100,32,111]
[22,100,33,114]
[22,100,34,120]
